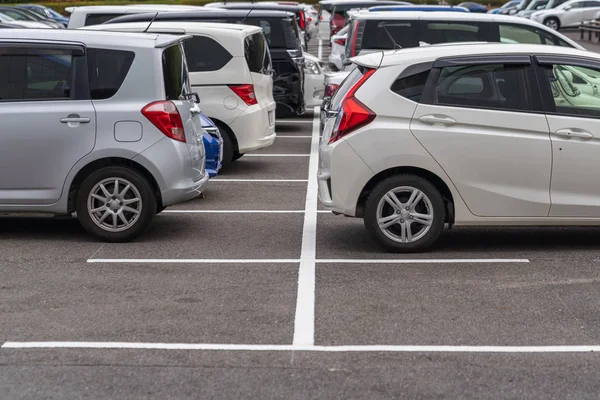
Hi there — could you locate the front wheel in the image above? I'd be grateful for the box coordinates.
[544,17,560,30]
[76,166,156,242]
[364,175,446,253]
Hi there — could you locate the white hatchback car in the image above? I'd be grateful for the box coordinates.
[319,43,600,252]
[66,5,201,28]
[531,0,600,29]
[88,21,277,166]
[329,24,348,71]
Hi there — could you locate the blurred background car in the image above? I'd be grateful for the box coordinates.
[457,2,489,12]
[200,113,223,178]
[17,4,69,27]
[329,24,348,71]
[530,0,600,29]
[488,0,521,14]
[517,0,550,17]
[303,52,325,107]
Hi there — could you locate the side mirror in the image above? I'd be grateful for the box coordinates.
[564,5,572,11]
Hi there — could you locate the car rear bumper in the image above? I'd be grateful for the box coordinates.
[230,102,276,154]
[161,172,209,207]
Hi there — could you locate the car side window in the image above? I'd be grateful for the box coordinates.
[391,69,431,102]
[543,63,600,118]
[184,36,232,73]
[583,0,600,7]
[434,63,531,112]
[421,22,490,45]
[87,48,134,100]
[0,46,74,101]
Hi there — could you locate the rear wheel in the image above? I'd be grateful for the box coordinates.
[215,121,236,168]
[544,17,560,30]
[364,175,445,253]
[76,166,156,242]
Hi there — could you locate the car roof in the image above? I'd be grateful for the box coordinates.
[210,3,304,11]
[105,9,295,24]
[66,5,201,13]
[0,28,185,49]
[354,42,597,68]
[369,5,469,11]
[87,20,262,35]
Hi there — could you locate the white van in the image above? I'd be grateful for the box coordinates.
[66,5,201,28]
[87,22,276,166]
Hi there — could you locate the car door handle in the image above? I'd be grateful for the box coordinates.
[418,114,456,126]
[555,129,594,139]
[60,115,90,124]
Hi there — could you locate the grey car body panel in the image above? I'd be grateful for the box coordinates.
[0,29,207,214]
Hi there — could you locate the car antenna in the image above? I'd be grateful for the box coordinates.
[241,8,253,24]
[143,12,159,33]
[380,23,402,51]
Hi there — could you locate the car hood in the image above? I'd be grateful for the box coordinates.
[9,20,50,28]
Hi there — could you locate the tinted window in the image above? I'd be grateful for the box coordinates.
[498,23,573,47]
[361,20,419,50]
[184,36,232,72]
[0,47,73,101]
[162,44,190,100]
[583,1,600,6]
[421,22,489,44]
[545,63,600,118]
[85,13,124,26]
[87,48,134,99]
[391,69,431,102]
[435,64,531,112]
[245,32,272,74]
[243,17,300,50]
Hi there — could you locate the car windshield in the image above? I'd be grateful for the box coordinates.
[526,0,547,9]
[0,10,31,21]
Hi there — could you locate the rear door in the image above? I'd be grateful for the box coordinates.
[162,43,205,179]
[410,56,552,217]
[245,31,276,126]
[0,43,96,205]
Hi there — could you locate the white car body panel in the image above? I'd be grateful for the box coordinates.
[319,43,600,227]
[87,21,276,154]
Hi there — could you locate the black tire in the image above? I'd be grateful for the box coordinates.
[544,17,560,30]
[364,175,446,253]
[215,121,235,168]
[233,152,244,161]
[76,166,156,242]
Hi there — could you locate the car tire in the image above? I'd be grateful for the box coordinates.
[233,152,244,161]
[215,122,235,168]
[76,166,156,242]
[544,17,560,30]
[364,175,446,253]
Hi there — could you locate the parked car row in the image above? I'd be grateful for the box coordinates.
[0,2,327,242]
[490,0,600,31]
[0,4,68,28]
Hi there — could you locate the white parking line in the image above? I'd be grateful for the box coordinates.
[86,258,529,263]
[276,136,312,138]
[163,210,331,214]
[87,259,301,264]
[5,342,600,353]
[210,179,308,182]
[245,154,310,157]
[318,39,323,59]
[316,259,530,264]
[276,120,313,124]
[293,107,320,346]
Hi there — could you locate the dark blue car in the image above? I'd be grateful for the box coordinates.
[17,4,69,27]
[457,2,489,12]
[199,113,223,177]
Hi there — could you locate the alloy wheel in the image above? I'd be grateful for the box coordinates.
[87,177,143,232]
[376,186,434,243]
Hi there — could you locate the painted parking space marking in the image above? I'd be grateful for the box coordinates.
[4,342,600,353]
[162,210,331,214]
[86,258,529,263]
[87,259,301,264]
[210,179,308,182]
[245,154,310,157]
[292,107,321,346]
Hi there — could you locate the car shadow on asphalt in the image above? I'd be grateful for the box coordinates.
[0,216,91,241]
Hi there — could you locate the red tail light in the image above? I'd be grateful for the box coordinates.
[334,38,346,46]
[229,84,258,106]
[324,83,338,98]
[329,69,376,144]
[142,100,185,143]
[299,10,306,29]
[350,21,361,57]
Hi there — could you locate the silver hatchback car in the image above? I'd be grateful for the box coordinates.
[0,29,209,241]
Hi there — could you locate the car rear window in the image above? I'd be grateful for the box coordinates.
[360,19,419,51]
[162,44,190,100]
[245,32,272,74]
[87,48,134,99]
[184,36,232,72]
[243,17,300,50]
[85,13,124,26]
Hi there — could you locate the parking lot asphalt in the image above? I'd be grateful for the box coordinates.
[4,39,600,399]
